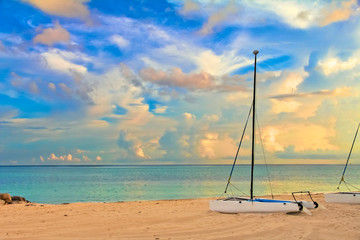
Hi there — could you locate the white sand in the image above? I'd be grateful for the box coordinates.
[1,193,359,239]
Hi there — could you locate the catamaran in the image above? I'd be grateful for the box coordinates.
[209,50,317,213]
[324,122,360,204]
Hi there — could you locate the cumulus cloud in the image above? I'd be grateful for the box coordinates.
[197,132,239,159]
[262,122,338,153]
[47,153,78,161]
[270,87,351,118]
[117,130,149,159]
[318,56,358,76]
[76,149,86,154]
[24,0,90,20]
[33,21,70,46]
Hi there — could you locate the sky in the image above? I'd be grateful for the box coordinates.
[1,0,360,165]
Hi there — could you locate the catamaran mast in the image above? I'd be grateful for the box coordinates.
[337,122,360,189]
[251,50,259,200]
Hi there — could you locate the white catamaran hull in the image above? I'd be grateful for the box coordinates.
[209,199,301,213]
[324,192,360,204]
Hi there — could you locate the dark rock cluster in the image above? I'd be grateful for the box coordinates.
[0,193,30,205]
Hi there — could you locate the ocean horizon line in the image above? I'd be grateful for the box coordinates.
[0,163,356,167]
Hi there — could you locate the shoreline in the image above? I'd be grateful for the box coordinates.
[2,193,360,239]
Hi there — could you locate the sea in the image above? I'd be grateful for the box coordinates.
[1,164,359,204]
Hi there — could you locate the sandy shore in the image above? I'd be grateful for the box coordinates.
[1,193,359,240]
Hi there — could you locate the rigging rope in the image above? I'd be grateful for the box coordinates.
[224,104,253,194]
[343,180,360,192]
[337,122,360,189]
[256,113,274,199]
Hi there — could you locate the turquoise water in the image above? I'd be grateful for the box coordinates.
[0,165,359,204]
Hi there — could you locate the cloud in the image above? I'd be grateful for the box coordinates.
[270,87,351,118]
[41,49,88,74]
[110,35,129,49]
[184,112,196,120]
[270,87,352,100]
[198,1,239,35]
[197,132,239,159]
[117,130,149,159]
[203,114,220,122]
[140,67,215,90]
[9,72,42,96]
[270,99,301,114]
[154,106,168,114]
[181,0,200,14]
[319,0,358,26]
[247,0,358,29]
[47,153,78,161]
[0,40,5,52]
[33,21,70,46]
[318,56,358,76]
[24,0,90,20]
[29,81,40,94]
[140,67,247,92]
[76,149,86,154]
[48,82,56,91]
[262,122,338,153]
[269,71,307,96]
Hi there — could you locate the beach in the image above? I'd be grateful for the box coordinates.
[1,193,359,240]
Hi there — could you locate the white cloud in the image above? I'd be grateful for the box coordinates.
[110,35,129,49]
[318,56,358,76]
[154,106,168,114]
[41,49,88,75]
[245,0,358,29]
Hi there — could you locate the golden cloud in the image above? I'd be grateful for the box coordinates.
[24,0,90,19]
[33,21,70,46]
